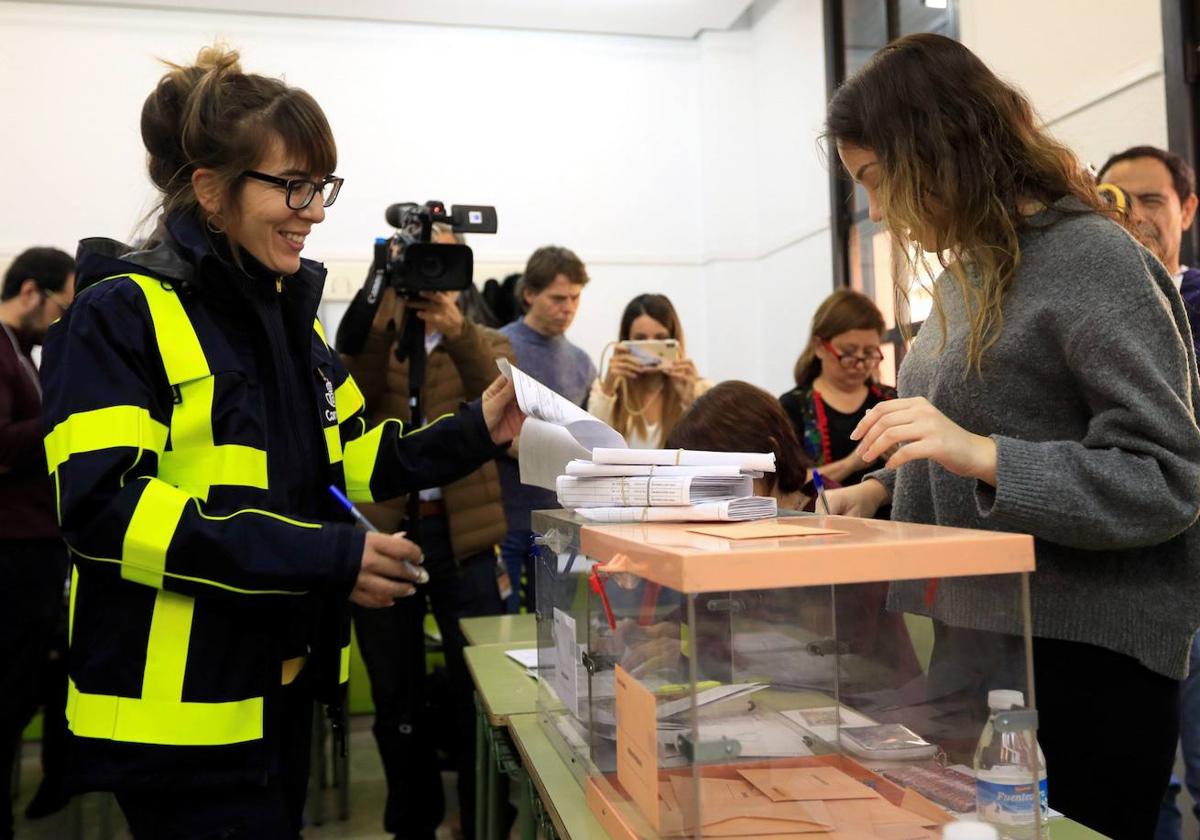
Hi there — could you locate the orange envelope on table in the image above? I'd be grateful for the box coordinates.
[662,776,833,836]
[738,767,881,802]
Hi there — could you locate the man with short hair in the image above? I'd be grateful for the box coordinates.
[1100,147,1200,840]
[0,246,76,839]
[497,246,596,611]
[1098,145,1200,357]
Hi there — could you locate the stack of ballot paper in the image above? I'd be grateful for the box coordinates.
[558,448,778,523]
[498,360,778,522]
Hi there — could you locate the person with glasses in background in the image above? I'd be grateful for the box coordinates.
[779,289,895,488]
[0,247,75,839]
[39,45,523,838]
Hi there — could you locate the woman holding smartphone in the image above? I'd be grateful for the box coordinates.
[588,293,711,447]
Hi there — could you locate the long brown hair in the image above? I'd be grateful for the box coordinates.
[666,382,812,496]
[794,289,886,387]
[610,294,686,443]
[825,33,1105,371]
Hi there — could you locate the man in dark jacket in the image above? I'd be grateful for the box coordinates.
[0,247,75,839]
[1100,146,1200,840]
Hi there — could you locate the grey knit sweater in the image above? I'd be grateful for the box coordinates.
[872,203,1200,680]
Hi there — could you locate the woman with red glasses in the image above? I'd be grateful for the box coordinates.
[779,289,895,488]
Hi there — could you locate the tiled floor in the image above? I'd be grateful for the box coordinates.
[11,716,468,840]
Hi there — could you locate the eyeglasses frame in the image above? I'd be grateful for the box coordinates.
[242,170,344,210]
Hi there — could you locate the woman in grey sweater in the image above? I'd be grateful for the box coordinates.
[824,34,1200,838]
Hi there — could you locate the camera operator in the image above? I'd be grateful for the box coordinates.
[339,223,513,840]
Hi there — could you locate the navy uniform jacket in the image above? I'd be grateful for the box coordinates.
[41,213,506,791]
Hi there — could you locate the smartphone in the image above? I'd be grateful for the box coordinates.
[621,339,679,366]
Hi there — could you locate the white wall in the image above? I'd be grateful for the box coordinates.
[0,0,832,393]
[959,0,1167,167]
[697,0,832,393]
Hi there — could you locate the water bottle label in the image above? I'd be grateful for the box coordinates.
[976,778,1049,824]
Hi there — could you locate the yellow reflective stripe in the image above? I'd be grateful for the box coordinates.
[339,644,350,684]
[141,590,194,700]
[171,376,214,450]
[342,421,389,503]
[67,679,262,746]
[68,539,308,596]
[44,406,168,472]
[68,565,78,646]
[159,445,268,501]
[122,481,188,589]
[313,318,328,344]
[324,425,343,465]
[335,376,365,422]
[125,275,209,383]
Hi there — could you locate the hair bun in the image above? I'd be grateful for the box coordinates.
[140,44,242,194]
[193,44,241,76]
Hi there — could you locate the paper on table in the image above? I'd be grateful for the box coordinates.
[781,705,878,743]
[615,666,663,830]
[664,776,833,836]
[551,608,580,716]
[498,360,627,490]
[804,797,942,832]
[738,767,881,802]
[658,710,815,758]
[556,475,754,508]
[687,521,848,540]
[592,682,766,728]
[503,648,540,671]
[565,460,758,478]
[592,447,776,472]
[655,683,767,719]
[574,497,777,523]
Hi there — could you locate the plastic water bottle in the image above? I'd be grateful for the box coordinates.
[973,689,1048,838]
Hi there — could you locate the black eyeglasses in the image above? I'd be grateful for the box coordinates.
[243,171,344,210]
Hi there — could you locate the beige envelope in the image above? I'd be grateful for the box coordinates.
[661,775,834,836]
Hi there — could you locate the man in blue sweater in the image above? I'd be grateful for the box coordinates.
[1100,145,1200,840]
[498,246,596,611]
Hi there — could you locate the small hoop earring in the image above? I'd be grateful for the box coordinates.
[206,214,225,234]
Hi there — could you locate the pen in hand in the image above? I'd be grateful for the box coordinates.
[328,485,429,584]
[811,469,831,516]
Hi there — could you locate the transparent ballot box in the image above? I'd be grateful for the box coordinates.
[531,509,1042,839]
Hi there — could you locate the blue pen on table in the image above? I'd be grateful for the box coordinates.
[811,469,831,516]
[328,485,429,584]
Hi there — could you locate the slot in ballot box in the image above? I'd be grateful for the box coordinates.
[531,509,1042,838]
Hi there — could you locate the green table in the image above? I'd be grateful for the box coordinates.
[461,613,538,646]
[508,714,608,840]
[465,642,542,840]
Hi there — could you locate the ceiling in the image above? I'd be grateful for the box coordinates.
[30,0,758,38]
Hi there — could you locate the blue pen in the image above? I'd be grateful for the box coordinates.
[328,485,429,584]
[811,469,831,516]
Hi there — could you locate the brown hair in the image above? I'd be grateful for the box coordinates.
[610,294,686,442]
[825,33,1106,372]
[793,289,885,387]
[141,45,337,240]
[666,381,812,496]
[520,245,589,300]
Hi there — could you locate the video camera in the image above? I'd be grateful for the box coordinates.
[369,200,498,300]
[336,200,498,359]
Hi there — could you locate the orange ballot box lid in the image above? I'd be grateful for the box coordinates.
[579,514,1034,594]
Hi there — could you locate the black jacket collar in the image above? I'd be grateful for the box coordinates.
[75,213,328,324]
